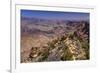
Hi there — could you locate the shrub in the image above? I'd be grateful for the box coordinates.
[61,46,73,61]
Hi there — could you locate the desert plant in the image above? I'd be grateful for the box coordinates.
[61,45,73,61]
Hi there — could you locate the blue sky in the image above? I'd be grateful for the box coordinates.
[21,9,89,21]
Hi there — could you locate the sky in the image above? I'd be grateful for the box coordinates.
[21,9,89,21]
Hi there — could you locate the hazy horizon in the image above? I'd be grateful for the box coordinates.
[21,10,89,21]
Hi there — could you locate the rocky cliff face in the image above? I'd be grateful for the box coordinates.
[21,17,89,63]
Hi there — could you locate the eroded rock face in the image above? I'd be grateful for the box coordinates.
[21,20,89,63]
[26,30,88,62]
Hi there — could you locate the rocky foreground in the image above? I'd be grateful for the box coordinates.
[21,29,89,63]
